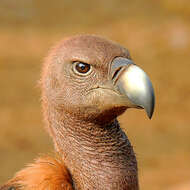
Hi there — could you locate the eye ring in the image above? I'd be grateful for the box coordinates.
[72,61,92,76]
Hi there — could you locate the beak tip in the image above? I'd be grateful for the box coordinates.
[145,97,155,119]
[147,110,153,119]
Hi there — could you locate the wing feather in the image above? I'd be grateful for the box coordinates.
[0,156,73,190]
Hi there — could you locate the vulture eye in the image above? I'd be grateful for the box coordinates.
[72,61,91,75]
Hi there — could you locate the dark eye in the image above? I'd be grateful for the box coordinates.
[73,61,91,75]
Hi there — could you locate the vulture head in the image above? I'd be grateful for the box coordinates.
[42,35,154,124]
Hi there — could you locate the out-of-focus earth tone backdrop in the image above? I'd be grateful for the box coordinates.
[0,1,189,189]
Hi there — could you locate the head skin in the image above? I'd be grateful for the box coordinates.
[41,35,133,122]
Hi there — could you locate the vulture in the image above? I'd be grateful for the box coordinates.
[0,35,155,190]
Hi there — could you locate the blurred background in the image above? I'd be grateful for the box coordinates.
[0,0,189,189]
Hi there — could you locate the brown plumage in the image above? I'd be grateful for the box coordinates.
[0,157,73,190]
[1,35,155,190]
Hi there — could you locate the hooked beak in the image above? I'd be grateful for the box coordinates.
[111,57,155,119]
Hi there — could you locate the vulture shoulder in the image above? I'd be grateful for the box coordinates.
[0,157,73,190]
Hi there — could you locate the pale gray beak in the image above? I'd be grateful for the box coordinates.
[111,57,155,119]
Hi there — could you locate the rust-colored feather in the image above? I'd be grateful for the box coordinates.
[0,156,73,190]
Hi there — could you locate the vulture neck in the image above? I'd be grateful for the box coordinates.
[45,105,139,190]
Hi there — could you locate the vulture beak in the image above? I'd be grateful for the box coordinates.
[111,57,155,119]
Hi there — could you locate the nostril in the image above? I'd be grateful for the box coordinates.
[112,67,122,81]
[111,57,134,84]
